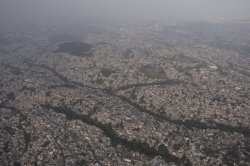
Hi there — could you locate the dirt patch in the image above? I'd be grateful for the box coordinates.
[55,41,92,57]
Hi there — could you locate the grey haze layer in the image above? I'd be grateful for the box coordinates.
[1,0,250,25]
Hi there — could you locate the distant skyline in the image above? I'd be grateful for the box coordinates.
[1,0,250,24]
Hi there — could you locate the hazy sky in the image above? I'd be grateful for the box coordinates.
[1,0,250,24]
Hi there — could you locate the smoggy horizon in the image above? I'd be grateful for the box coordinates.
[1,0,250,26]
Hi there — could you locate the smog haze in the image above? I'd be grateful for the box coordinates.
[1,0,250,24]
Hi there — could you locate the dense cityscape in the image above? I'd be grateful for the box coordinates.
[0,19,249,165]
